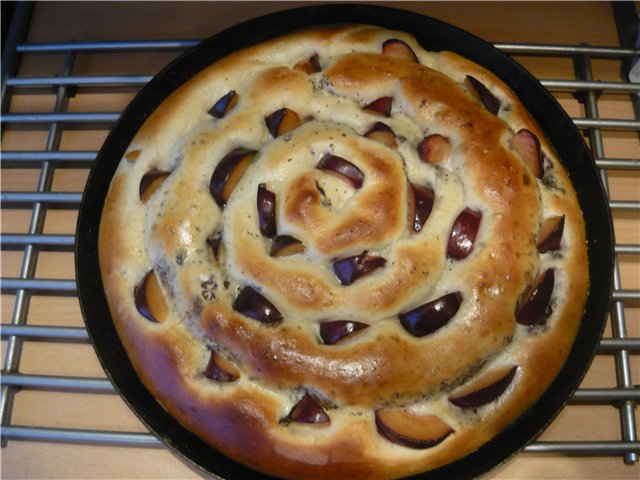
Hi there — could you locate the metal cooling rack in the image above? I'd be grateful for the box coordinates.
[1,4,639,474]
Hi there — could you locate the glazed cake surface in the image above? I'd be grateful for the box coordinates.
[99,24,589,480]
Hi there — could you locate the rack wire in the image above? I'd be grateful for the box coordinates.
[1,5,639,477]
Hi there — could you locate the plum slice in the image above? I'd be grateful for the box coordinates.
[375,408,453,449]
[399,292,462,337]
[139,169,170,203]
[319,320,368,345]
[516,268,555,326]
[257,183,277,238]
[134,270,168,323]
[125,149,141,162]
[332,251,386,285]
[270,235,304,257]
[409,183,435,233]
[294,53,321,74]
[204,351,240,382]
[284,392,330,425]
[537,215,565,253]
[363,96,393,117]
[382,39,419,63]
[418,134,450,164]
[464,75,500,115]
[447,208,482,260]
[510,129,544,179]
[364,122,397,148]
[233,286,283,325]
[210,148,256,208]
[265,108,301,138]
[208,90,238,118]
[316,154,365,189]
[449,365,518,409]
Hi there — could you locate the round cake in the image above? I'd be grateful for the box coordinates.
[99,24,589,479]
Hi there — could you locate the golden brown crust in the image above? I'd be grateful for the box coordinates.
[99,24,589,479]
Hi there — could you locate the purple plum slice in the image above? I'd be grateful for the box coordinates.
[134,270,168,323]
[284,392,330,425]
[332,251,386,285]
[319,320,369,345]
[418,134,450,164]
[449,365,518,408]
[139,169,170,203]
[363,96,393,117]
[316,154,365,189]
[447,208,482,260]
[265,107,301,137]
[208,90,238,118]
[399,292,462,337]
[537,215,565,253]
[382,39,419,63]
[364,122,397,148]
[511,129,544,179]
[464,75,500,115]
[233,286,283,325]
[210,148,256,208]
[516,268,555,326]
[257,183,277,238]
[270,235,304,257]
[409,183,435,233]
[203,351,240,382]
[375,408,454,449]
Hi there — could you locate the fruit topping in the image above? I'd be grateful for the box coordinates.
[203,351,240,382]
[516,268,555,326]
[265,107,301,137]
[270,235,304,257]
[399,292,462,337]
[233,286,283,325]
[464,75,500,115]
[319,320,369,345]
[332,251,386,285]
[257,183,277,238]
[364,122,398,148]
[125,149,141,162]
[375,408,454,449]
[284,392,330,425]
[134,270,168,323]
[382,39,419,63]
[210,148,256,208]
[449,365,518,409]
[510,129,544,179]
[418,134,450,164]
[537,215,565,253]
[447,208,482,260]
[294,54,321,74]
[316,154,365,189]
[139,169,170,203]
[208,90,238,118]
[409,183,435,233]
[363,96,393,117]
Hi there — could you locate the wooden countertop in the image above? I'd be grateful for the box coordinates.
[2,2,638,479]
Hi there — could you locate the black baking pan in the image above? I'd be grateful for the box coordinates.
[75,4,614,479]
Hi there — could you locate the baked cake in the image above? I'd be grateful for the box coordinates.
[99,24,589,479]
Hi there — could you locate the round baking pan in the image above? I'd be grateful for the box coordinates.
[76,4,614,479]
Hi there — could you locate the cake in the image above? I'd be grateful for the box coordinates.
[98,24,589,479]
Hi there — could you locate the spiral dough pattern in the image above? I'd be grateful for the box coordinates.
[99,25,589,479]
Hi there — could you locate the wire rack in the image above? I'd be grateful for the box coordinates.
[1,3,639,478]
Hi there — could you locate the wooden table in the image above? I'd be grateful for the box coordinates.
[2,2,638,478]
